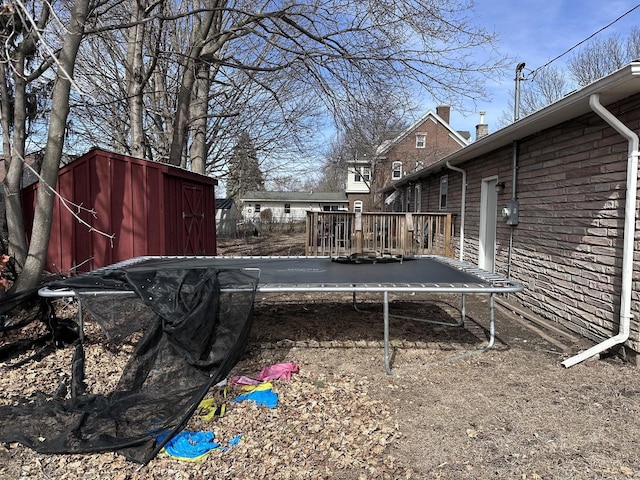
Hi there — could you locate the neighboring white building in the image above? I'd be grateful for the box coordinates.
[215,198,238,237]
[344,157,372,212]
[240,191,348,222]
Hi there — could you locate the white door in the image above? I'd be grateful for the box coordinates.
[479,177,498,272]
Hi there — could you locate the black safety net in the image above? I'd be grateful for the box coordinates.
[0,264,258,465]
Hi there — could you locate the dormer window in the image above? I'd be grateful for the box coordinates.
[416,133,426,149]
[392,161,402,180]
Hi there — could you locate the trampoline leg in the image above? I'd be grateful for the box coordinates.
[428,293,497,365]
[487,293,495,350]
[78,301,84,342]
[384,291,392,375]
[352,291,372,313]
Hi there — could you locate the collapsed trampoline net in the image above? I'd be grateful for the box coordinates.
[0,266,257,465]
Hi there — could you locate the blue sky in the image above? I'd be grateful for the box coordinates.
[448,0,640,138]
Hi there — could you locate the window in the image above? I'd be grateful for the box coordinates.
[284,203,291,214]
[354,200,363,213]
[392,161,402,180]
[255,203,261,213]
[354,166,370,183]
[439,175,448,210]
[323,205,340,211]
[416,133,426,148]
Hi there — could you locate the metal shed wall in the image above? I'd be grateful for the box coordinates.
[23,148,218,273]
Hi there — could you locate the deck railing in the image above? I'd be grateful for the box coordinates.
[305,211,454,258]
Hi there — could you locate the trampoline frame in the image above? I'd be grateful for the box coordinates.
[39,255,523,374]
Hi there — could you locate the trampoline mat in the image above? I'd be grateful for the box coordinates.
[107,256,490,287]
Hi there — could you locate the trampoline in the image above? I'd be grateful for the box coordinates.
[40,255,524,374]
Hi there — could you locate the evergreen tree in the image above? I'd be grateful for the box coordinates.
[226,132,264,203]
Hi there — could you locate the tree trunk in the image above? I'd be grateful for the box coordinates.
[167,10,216,166]
[14,0,89,291]
[3,55,28,267]
[189,62,210,174]
[126,0,148,158]
[0,65,10,238]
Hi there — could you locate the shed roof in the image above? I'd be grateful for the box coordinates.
[215,198,235,210]
[384,61,640,191]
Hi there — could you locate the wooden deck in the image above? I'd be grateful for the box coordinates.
[305,212,454,258]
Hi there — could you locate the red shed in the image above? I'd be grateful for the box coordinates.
[22,148,218,274]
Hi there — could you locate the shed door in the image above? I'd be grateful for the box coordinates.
[479,177,498,272]
[181,183,206,254]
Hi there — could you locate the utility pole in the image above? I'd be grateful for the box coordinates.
[514,62,526,122]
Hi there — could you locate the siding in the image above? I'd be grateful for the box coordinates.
[447,94,640,356]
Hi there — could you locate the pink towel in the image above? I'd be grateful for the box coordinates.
[229,375,260,386]
[255,362,299,382]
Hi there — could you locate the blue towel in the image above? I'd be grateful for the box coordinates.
[234,388,279,408]
[162,430,220,460]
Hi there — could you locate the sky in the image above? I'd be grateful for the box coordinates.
[447,0,640,138]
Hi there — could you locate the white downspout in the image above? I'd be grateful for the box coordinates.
[562,93,639,367]
[446,162,466,261]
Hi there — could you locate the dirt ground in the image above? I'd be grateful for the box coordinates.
[1,231,640,479]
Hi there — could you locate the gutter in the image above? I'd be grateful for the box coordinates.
[446,162,466,261]
[561,93,639,367]
[380,63,640,197]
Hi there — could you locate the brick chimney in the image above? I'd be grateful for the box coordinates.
[436,105,450,124]
[475,111,489,140]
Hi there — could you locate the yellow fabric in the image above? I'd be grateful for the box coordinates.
[240,381,273,393]
[160,448,213,462]
[197,387,228,420]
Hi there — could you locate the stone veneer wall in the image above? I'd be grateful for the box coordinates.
[457,94,640,359]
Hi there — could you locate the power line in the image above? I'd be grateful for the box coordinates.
[530,3,640,79]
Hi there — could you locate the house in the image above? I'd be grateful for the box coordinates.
[346,105,471,211]
[344,154,374,212]
[382,62,640,366]
[239,191,348,223]
[215,198,238,237]
[22,148,218,273]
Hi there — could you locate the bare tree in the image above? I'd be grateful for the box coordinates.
[568,28,640,87]
[0,0,91,292]
[500,27,640,127]
[0,0,504,291]
[69,0,505,173]
[498,65,571,126]
[0,3,52,269]
[15,0,91,291]
[318,92,410,206]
